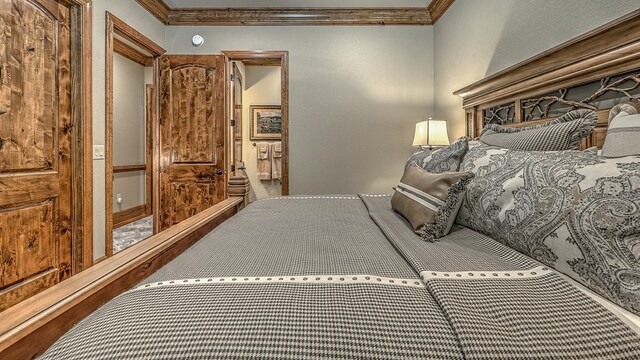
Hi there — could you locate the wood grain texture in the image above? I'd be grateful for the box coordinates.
[280,51,290,195]
[146,84,153,217]
[0,0,56,171]
[0,202,55,289]
[109,13,166,56]
[135,0,170,24]
[152,60,162,234]
[113,38,153,67]
[105,13,115,258]
[69,0,94,273]
[240,58,281,66]
[112,204,146,228]
[0,0,74,308]
[427,0,454,24]
[227,173,250,209]
[223,51,289,195]
[0,197,242,360]
[457,10,640,149]
[135,0,462,26]
[0,269,58,313]
[167,7,432,26]
[113,164,147,173]
[160,55,226,230]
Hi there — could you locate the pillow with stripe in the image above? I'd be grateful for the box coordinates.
[391,164,474,242]
[601,105,640,158]
[479,109,597,151]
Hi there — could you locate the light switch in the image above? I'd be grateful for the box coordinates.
[93,145,105,160]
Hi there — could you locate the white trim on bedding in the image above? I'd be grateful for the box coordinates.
[257,196,359,201]
[130,274,425,292]
[420,266,552,281]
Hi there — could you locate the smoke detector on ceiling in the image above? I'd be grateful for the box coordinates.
[191,34,205,47]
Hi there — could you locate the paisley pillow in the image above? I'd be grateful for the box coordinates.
[406,137,469,173]
[457,143,640,315]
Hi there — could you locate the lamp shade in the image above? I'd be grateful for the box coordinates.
[412,119,450,147]
[412,121,428,147]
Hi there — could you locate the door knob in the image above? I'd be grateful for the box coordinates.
[0,107,7,115]
[216,169,223,175]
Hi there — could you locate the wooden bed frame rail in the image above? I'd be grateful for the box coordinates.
[0,196,243,359]
[455,10,640,148]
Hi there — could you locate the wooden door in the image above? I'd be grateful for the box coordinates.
[232,63,243,169]
[0,0,72,311]
[159,55,226,230]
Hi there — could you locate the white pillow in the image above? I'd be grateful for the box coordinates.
[602,111,640,158]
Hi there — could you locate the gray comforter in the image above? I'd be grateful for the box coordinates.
[42,195,640,359]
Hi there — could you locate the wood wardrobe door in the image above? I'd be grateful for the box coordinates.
[0,0,73,311]
[159,55,226,230]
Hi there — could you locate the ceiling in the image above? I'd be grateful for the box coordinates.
[163,0,428,8]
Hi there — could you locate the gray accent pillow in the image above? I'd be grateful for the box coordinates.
[479,109,597,151]
[405,137,469,173]
[457,143,640,315]
[392,164,474,242]
[602,105,640,158]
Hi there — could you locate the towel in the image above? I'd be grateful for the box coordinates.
[271,142,282,180]
[256,142,271,180]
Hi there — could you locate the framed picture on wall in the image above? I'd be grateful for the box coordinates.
[250,105,282,140]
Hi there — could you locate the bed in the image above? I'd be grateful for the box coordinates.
[9,9,640,359]
[40,195,640,358]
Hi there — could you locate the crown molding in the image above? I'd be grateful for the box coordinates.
[427,0,455,24]
[168,8,431,26]
[136,0,456,26]
[136,0,170,24]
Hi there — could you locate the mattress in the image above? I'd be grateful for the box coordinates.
[41,195,640,359]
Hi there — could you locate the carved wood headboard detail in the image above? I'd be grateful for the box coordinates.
[454,10,640,149]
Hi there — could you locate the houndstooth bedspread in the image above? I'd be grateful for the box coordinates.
[41,196,640,359]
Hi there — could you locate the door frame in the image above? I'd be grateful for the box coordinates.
[222,51,290,195]
[231,62,243,169]
[59,0,94,273]
[105,12,166,257]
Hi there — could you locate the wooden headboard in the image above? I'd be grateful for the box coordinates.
[454,10,640,149]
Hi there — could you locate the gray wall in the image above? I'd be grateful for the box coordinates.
[92,0,165,260]
[241,65,283,202]
[112,54,147,213]
[165,26,435,196]
[433,0,640,138]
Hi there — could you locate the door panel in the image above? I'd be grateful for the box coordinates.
[0,0,72,311]
[171,65,215,163]
[159,55,226,230]
[0,201,55,287]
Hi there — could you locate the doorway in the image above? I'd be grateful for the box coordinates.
[105,13,166,257]
[224,51,290,201]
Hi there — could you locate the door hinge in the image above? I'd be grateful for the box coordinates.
[230,119,236,127]
[230,74,236,82]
